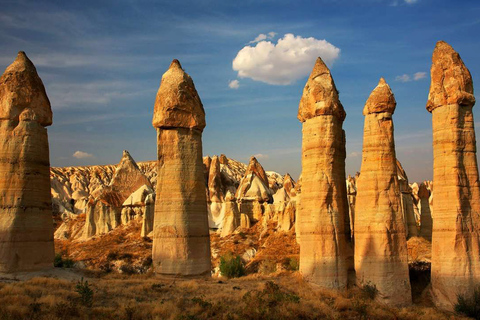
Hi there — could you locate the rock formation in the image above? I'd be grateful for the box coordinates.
[0,52,55,272]
[297,57,353,289]
[427,41,480,308]
[418,182,432,241]
[354,78,412,306]
[397,160,418,238]
[207,156,225,228]
[141,194,155,237]
[220,192,240,237]
[152,59,211,276]
[83,151,151,238]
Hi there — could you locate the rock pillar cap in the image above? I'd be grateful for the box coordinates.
[298,57,346,122]
[152,59,206,131]
[0,51,52,126]
[363,78,396,115]
[426,41,475,112]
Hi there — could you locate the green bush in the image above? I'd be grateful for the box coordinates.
[75,277,94,307]
[360,282,378,300]
[455,287,480,319]
[219,253,245,278]
[283,257,299,271]
[54,253,75,268]
[259,259,277,275]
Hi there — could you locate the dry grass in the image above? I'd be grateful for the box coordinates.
[0,272,464,320]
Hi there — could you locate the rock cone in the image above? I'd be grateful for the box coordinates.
[152,59,211,276]
[354,78,412,306]
[427,41,480,309]
[0,52,54,272]
[297,57,353,289]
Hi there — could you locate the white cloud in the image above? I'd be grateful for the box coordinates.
[228,79,240,89]
[233,33,340,85]
[395,74,411,82]
[249,31,277,44]
[395,72,427,83]
[254,153,269,160]
[347,151,360,158]
[413,72,427,80]
[73,151,95,159]
[404,0,418,4]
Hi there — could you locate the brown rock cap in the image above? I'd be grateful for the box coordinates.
[245,156,269,186]
[363,78,396,115]
[298,57,346,122]
[152,59,206,131]
[426,41,475,112]
[0,51,52,126]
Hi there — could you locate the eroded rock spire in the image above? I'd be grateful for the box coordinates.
[427,41,480,309]
[297,57,353,289]
[152,59,211,276]
[354,78,412,306]
[0,51,54,272]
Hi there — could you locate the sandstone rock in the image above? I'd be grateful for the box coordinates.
[0,52,55,272]
[141,194,155,238]
[277,201,296,232]
[240,213,251,229]
[152,59,211,276]
[297,57,353,289]
[220,192,240,237]
[397,160,418,238]
[122,184,154,207]
[283,173,297,198]
[346,175,357,237]
[235,156,273,203]
[354,78,411,306]
[207,156,225,228]
[418,183,432,241]
[427,41,480,309]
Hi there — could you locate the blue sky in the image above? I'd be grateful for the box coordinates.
[0,0,479,182]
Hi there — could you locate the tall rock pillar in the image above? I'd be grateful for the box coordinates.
[354,78,412,306]
[297,57,353,289]
[0,52,54,272]
[427,41,480,308]
[152,60,211,276]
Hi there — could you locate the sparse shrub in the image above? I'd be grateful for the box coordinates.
[191,297,212,308]
[142,256,153,268]
[107,251,119,261]
[259,259,277,275]
[54,253,75,268]
[75,277,94,307]
[242,281,299,318]
[455,286,480,319]
[54,301,80,319]
[219,253,245,278]
[352,299,369,319]
[124,305,137,320]
[120,263,137,275]
[360,282,378,300]
[283,257,299,271]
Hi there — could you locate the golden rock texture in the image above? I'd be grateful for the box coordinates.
[354,78,412,306]
[297,58,353,289]
[0,52,54,272]
[418,183,432,241]
[152,60,211,276]
[220,192,240,237]
[397,160,418,238]
[427,41,480,309]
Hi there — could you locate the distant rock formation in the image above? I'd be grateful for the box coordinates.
[0,52,55,272]
[83,150,152,238]
[152,59,211,276]
[354,78,412,306]
[297,57,353,289]
[418,182,432,241]
[427,41,480,309]
[397,160,418,238]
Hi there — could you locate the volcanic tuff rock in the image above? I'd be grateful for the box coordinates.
[427,41,480,309]
[235,156,273,203]
[0,52,54,272]
[83,151,152,238]
[152,59,211,276]
[418,182,432,241]
[397,160,418,238]
[297,57,353,289]
[354,78,412,307]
